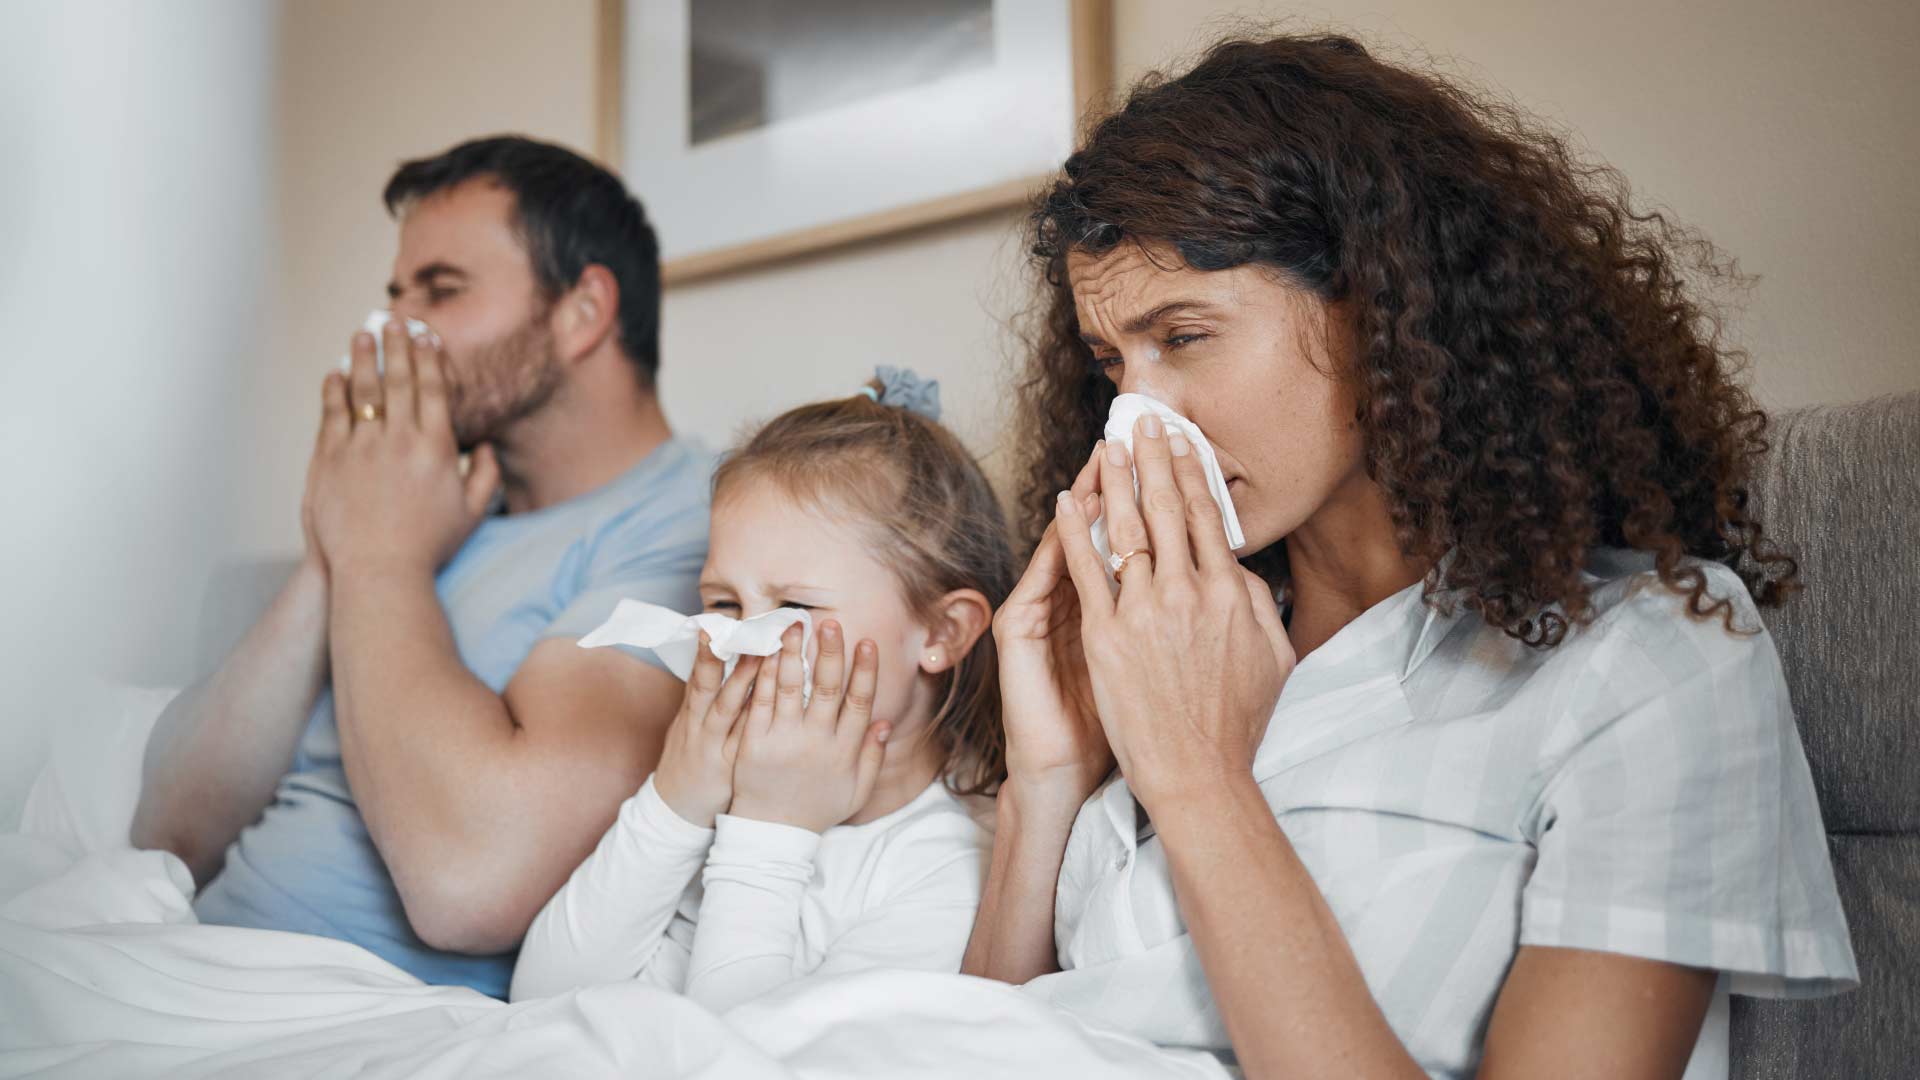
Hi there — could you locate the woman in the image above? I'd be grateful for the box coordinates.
[961,33,1856,1080]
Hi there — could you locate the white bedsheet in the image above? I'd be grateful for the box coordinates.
[0,689,1227,1080]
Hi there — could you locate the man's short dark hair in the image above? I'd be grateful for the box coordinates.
[384,135,662,384]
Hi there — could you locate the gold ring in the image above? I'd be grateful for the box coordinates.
[358,401,383,423]
[1108,548,1151,576]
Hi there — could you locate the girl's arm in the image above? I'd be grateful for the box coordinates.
[685,619,889,1012]
[687,812,991,1013]
[508,775,711,1001]
[682,813,818,1013]
[512,636,765,1001]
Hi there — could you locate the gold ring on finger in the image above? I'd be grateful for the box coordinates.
[358,401,384,423]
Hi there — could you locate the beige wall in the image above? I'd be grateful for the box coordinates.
[256,0,1920,557]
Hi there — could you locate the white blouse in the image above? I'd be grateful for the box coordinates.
[1025,551,1857,1079]
[512,775,992,1012]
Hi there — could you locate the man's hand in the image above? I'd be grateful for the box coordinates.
[299,374,335,579]
[310,319,500,577]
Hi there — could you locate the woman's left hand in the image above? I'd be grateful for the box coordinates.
[1053,415,1296,808]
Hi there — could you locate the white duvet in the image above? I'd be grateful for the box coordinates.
[0,689,1226,1079]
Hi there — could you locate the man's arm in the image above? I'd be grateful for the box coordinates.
[129,556,331,885]
[328,559,681,954]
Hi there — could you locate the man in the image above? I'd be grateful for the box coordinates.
[130,136,707,998]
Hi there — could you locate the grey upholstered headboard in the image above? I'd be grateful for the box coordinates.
[1732,391,1920,1078]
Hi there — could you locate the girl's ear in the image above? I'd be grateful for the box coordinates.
[919,588,993,674]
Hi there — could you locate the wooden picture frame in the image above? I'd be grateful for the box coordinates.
[595,0,1111,286]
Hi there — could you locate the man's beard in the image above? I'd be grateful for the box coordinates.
[447,313,565,452]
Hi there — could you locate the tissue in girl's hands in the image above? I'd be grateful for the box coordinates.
[578,599,813,694]
[338,309,434,374]
[1090,394,1245,570]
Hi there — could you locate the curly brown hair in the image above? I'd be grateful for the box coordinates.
[1011,32,1797,646]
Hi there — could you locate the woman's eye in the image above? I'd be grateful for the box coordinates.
[1086,353,1123,374]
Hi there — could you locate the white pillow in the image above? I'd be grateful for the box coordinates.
[18,683,177,857]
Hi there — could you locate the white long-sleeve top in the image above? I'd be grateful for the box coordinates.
[511,774,992,1011]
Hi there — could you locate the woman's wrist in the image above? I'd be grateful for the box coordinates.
[1122,732,1259,814]
[1137,765,1268,845]
[998,773,1096,838]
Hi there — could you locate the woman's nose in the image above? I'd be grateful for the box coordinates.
[1116,361,1179,410]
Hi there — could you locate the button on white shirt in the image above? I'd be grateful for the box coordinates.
[1025,551,1857,1079]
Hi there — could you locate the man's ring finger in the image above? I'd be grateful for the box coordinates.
[357,401,383,423]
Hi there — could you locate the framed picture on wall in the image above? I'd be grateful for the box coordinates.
[595,0,1111,285]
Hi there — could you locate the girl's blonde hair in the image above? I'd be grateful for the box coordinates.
[712,380,1015,795]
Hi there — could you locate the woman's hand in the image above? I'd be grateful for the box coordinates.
[1053,417,1296,809]
[994,445,1114,807]
[652,634,763,827]
[729,621,888,833]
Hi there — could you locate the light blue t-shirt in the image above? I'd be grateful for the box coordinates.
[193,436,713,998]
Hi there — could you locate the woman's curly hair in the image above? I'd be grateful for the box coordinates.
[1012,32,1797,646]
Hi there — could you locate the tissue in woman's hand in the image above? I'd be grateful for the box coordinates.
[1089,394,1245,568]
[578,599,813,693]
[337,309,433,374]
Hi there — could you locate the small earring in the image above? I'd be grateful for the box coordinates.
[926,651,940,665]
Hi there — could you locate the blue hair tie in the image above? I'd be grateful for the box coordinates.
[868,365,941,422]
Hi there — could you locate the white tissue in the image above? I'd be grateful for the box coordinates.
[1089,394,1245,571]
[578,599,813,696]
[338,309,433,374]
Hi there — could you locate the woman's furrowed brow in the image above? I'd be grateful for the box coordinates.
[1080,299,1220,347]
[1121,299,1217,334]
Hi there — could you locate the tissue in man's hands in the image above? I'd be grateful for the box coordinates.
[1089,394,1245,571]
[338,309,433,374]
[579,599,813,692]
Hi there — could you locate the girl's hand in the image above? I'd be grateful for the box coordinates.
[1053,418,1296,810]
[730,621,888,833]
[994,444,1114,808]
[652,634,763,827]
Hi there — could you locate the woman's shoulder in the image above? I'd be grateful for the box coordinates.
[1571,548,1777,688]
[1502,548,1793,775]
[1427,548,1778,707]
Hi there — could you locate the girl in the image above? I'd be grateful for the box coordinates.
[511,369,1014,1013]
